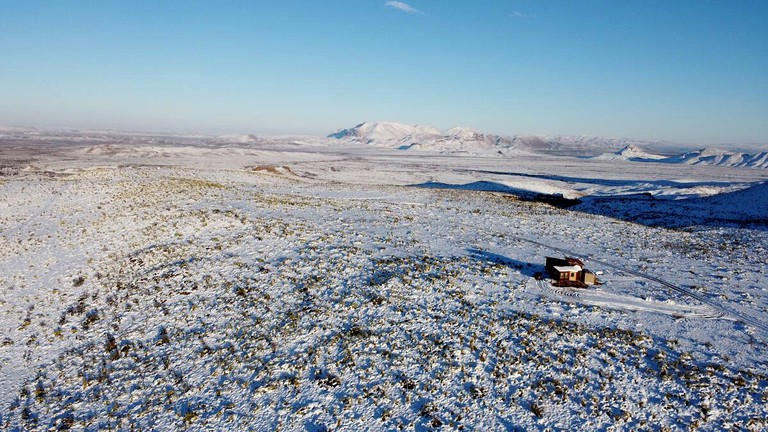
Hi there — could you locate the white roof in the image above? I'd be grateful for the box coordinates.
[554,265,582,273]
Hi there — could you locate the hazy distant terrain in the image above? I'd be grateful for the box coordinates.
[1,128,767,430]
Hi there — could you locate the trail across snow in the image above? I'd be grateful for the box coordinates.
[536,279,727,319]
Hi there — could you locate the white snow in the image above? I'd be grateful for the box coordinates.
[1,130,768,430]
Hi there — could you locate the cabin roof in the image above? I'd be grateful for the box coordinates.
[553,265,582,273]
[565,257,584,266]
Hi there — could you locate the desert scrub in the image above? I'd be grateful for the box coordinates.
[3,170,766,431]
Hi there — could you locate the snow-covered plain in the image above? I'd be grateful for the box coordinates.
[1,133,768,431]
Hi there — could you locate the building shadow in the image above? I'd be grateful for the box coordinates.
[466,248,545,278]
[461,169,740,190]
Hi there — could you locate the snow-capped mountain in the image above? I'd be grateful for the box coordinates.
[594,144,667,161]
[327,122,675,156]
[328,122,522,155]
[328,121,442,146]
[660,147,768,168]
[409,126,517,154]
[592,145,768,169]
[441,126,513,147]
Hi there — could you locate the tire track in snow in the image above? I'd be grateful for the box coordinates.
[536,278,580,297]
[512,235,768,337]
[534,271,722,318]
[2,184,69,239]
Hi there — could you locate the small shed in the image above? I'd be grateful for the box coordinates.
[582,270,596,285]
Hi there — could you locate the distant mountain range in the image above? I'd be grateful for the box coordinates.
[327,121,676,156]
[661,148,768,168]
[329,122,519,154]
[328,121,768,168]
[2,122,765,169]
[594,145,768,169]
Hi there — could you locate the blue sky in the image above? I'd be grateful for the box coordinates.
[1,1,766,144]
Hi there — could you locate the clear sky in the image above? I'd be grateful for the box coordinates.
[1,1,766,144]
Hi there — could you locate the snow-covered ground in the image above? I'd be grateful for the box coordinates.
[1,136,768,430]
